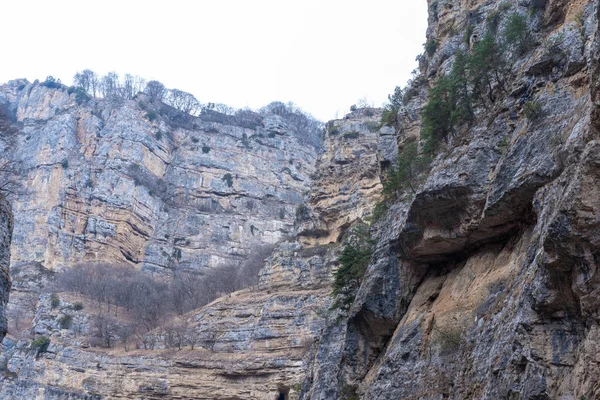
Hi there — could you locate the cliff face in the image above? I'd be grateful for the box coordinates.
[0,109,383,399]
[303,0,600,399]
[0,198,12,341]
[0,81,318,275]
[3,0,600,398]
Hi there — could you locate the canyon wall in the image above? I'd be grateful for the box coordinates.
[303,0,600,399]
[2,0,600,398]
[0,109,383,399]
[0,81,319,276]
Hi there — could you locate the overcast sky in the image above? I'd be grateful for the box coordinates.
[1,1,428,121]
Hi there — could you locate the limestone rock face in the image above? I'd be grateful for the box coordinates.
[0,104,383,398]
[296,108,383,245]
[0,83,318,275]
[0,197,13,341]
[4,0,600,398]
[302,1,600,399]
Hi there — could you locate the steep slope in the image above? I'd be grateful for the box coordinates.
[0,197,12,341]
[0,81,318,275]
[0,110,383,399]
[303,0,600,399]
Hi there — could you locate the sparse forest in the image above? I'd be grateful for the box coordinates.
[49,244,274,350]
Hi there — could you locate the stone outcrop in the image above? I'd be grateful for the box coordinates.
[0,197,13,341]
[0,82,319,275]
[302,1,600,399]
[297,109,383,246]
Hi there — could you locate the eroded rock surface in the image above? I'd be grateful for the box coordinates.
[302,1,600,399]
[0,197,12,341]
[0,107,383,399]
[0,83,319,275]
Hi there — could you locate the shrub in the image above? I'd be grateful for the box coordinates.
[127,164,169,200]
[31,336,51,354]
[222,173,233,187]
[295,203,310,221]
[498,136,510,154]
[469,34,507,102]
[155,131,163,141]
[61,159,69,169]
[68,86,90,104]
[425,38,439,56]
[381,108,398,127]
[369,201,389,225]
[421,48,485,154]
[50,293,60,309]
[191,137,199,143]
[504,13,532,54]
[343,131,360,139]
[364,121,380,132]
[421,75,459,154]
[72,302,84,311]
[41,76,61,89]
[85,178,94,188]
[380,85,405,128]
[328,124,340,135]
[332,226,374,311]
[241,133,250,147]
[486,10,501,33]
[58,315,73,329]
[435,327,463,352]
[202,146,211,154]
[145,111,158,122]
[464,25,474,45]
[524,100,543,120]
[383,141,430,194]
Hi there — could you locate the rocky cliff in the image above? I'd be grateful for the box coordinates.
[2,0,600,398]
[0,81,319,275]
[302,0,600,399]
[0,107,383,398]
[0,197,12,342]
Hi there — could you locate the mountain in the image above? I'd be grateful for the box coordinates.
[1,0,600,399]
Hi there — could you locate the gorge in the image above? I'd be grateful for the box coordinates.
[1,0,600,399]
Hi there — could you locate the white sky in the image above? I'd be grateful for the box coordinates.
[1,1,428,121]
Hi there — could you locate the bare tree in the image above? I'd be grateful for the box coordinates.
[0,159,21,197]
[73,69,99,97]
[118,323,134,351]
[167,89,201,115]
[122,74,146,100]
[21,293,40,316]
[170,271,209,315]
[145,80,167,103]
[186,327,202,350]
[259,101,323,148]
[212,103,236,115]
[235,244,273,288]
[91,315,119,348]
[99,72,121,99]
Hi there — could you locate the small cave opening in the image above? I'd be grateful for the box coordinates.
[276,386,290,400]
